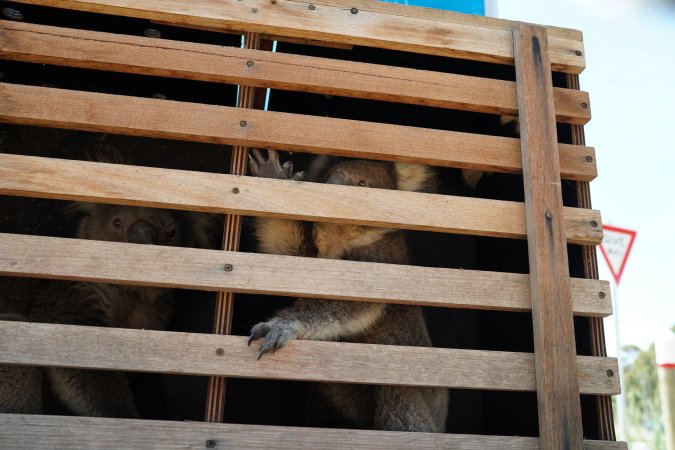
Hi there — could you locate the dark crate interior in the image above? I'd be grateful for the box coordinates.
[0,1,601,438]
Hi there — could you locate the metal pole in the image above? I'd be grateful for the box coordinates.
[613,283,627,441]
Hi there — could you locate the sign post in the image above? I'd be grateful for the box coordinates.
[599,224,637,441]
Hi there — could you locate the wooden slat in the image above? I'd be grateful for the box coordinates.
[0,321,619,394]
[10,0,586,73]
[0,83,598,181]
[514,26,583,448]
[205,31,268,424]
[0,153,603,244]
[0,20,591,124]
[568,71,617,442]
[0,233,612,317]
[0,415,628,450]
[284,0,584,40]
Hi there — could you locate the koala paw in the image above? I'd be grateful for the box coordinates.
[248,319,301,360]
[248,149,304,181]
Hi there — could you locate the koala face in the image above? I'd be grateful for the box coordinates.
[323,160,397,190]
[75,204,182,246]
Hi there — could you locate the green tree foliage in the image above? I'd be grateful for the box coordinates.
[622,343,664,449]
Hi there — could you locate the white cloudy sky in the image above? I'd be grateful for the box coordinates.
[494,0,675,354]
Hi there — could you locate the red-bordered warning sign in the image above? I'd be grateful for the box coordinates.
[599,224,637,285]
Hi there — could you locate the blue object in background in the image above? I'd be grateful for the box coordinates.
[378,0,485,15]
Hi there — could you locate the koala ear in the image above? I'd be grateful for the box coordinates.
[85,145,126,165]
[180,212,222,249]
[306,154,343,182]
[394,163,438,193]
[63,201,97,218]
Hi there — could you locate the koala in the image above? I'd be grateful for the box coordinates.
[247,149,448,432]
[0,159,218,418]
[0,277,43,414]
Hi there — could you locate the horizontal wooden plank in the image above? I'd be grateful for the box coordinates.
[0,233,612,316]
[10,0,585,73]
[283,0,583,40]
[0,154,602,244]
[0,20,591,125]
[0,83,598,181]
[0,414,628,449]
[0,321,620,394]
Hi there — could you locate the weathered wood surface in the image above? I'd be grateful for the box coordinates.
[0,415,628,450]
[0,233,611,316]
[0,83,597,181]
[0,154,603,244]
[515,25,583,449]
[568,70,617,441]
[205,31,267,424]
[10,0,586,73]
[0,321,620,394]
[0,20,591,125]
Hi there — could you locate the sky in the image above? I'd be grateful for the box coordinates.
[494,0,675,355]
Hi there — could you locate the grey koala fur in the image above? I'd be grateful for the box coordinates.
[0,153,218,418]
[247,149,448,432]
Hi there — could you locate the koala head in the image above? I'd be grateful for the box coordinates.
[69,203,182,246]
[322,160,397,190]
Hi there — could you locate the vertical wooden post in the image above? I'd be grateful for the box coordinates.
[567,73,616,442]
[513,25,584,449]
[204,31,268,423]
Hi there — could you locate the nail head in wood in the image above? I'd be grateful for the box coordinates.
[224,264,233,272]
[575,50,583,56]
[591,220,598,227]
[545,210,552,219]
[308,4,316,10]
[239,120,247,127]
[351,7,359,14]
[205,439,217,448]
[246,60,254,67]
[586,155,593,162]
[216,348,224,356]
[599,291,606,299]
[250,8,258,13]
[607,369,614,377]
[143,28,161,38]
[581,102,588,109]
[231,187,240,194]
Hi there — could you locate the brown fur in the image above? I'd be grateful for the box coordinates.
[248,150,448,432]
[0,151,219,417]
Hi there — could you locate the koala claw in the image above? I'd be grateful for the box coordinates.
[248,149,304,181]
[248,320,299,360]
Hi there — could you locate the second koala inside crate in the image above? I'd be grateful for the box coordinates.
[0,0,621,448]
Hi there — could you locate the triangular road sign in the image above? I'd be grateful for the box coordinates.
[599,224,637,285]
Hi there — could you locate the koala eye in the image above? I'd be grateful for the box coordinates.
[357,180,366,187]
[112,217,123,229]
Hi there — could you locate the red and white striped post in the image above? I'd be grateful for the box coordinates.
[657,335,675,450]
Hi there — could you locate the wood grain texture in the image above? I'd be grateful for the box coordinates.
[0,233,611,316]
[568,71,617,442]
[0,20,591,125]
[0,83,597,181]
[0,153,603,244]
[205,32,268,424]
[9,0,586,73]
[0,415,628,450]
[514,25,583,448]
[0,321,620,394]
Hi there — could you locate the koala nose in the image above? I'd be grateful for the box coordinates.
[127,219,158,244]
[325,172,347,185]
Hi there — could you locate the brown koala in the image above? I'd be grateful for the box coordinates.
[0,159,217,418]
[247,149,448,432]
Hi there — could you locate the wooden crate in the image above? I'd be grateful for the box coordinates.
[0,0,622,448]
